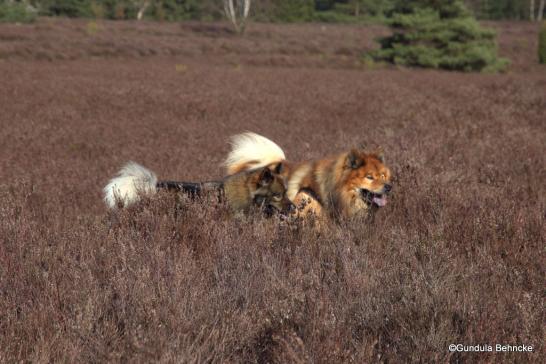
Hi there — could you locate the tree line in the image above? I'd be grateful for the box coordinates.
[1,0,544,23]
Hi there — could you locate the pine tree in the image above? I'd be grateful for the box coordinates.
[372,0,509,72]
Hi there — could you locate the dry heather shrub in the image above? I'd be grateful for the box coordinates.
[1,162,543,363]
[0,17,543,363]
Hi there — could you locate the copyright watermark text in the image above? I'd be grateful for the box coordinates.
[448,344,534,353]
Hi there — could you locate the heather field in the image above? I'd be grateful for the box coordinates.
[0,19,544,363]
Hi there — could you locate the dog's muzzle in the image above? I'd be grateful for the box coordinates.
[360,185,392,207]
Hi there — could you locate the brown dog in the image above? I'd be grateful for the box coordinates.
[225,133,392,219]
[104,161,294,216]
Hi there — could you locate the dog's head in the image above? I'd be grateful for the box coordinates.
[344,149,392,208]
[251,164,295,216]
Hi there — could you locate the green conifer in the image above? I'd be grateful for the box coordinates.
[373,0,509,72]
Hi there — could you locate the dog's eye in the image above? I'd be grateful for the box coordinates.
[366,175,374,180]
[272,193,282,201]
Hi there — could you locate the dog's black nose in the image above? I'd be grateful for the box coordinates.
[384,184,392,193]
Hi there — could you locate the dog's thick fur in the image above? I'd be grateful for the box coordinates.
[225,133,392,219]
[104,161,294,215]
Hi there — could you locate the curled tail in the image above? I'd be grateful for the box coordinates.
[103,161,158,208]
[104,162,225,209]
[224,132,286,175]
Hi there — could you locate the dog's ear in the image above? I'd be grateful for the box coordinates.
[258,167,274,186]
[273,162,284,175]
[373,147,385,163]
[346,149,364,169]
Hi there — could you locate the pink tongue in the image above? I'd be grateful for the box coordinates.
[373,195,387,207]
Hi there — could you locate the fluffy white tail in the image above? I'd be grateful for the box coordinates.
[224,132,286,175]
[103,161,158,208]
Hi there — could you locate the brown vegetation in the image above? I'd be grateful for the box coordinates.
[0,19,544,363]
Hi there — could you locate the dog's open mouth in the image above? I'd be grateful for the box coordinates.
[360,189,388,207]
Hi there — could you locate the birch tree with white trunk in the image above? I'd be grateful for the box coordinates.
[538,0,545,21]
[224,0,251,34]
[137,0,152,20]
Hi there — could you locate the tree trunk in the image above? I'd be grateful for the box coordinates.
[137,0,151,21]
[355,2,360,17]
[243,0,251,18]
[224,0,239,33]
[223,0,251,34]
[538,0,545,21]
[241,0,251,32]
[531,0,536,21]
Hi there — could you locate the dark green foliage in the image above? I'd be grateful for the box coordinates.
[38,0,93,17]
[97,0,137,20]
[253,0,315,23]
[5,0,538,23]
[313,0,394,22]
[0,1,37,22]
[389,0,471,17]
[148,0,222,22]
[149,0,191,22]
[540,22,546,64]
[312,10,355,23]
[373,0,509,72]
[272,0,316,22]
[32,0,221,21]
[28,0,395,23]
[477,0,527,20]
[314,0,334,11]
[358,0,395,17]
